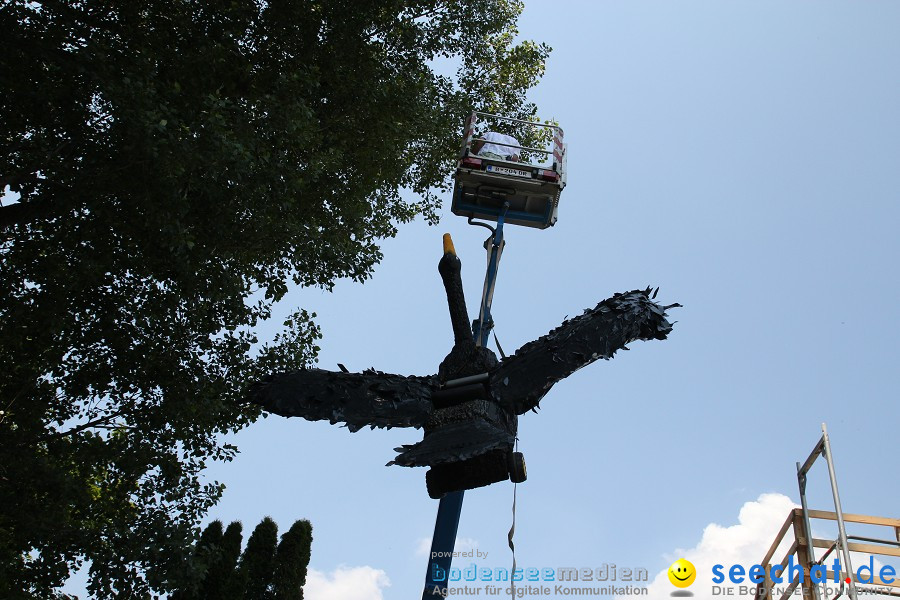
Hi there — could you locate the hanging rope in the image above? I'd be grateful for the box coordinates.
[508,440,518,599]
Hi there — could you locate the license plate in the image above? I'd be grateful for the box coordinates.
[486,165,530,178]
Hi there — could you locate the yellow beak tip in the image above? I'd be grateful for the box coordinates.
[442,233,456,256]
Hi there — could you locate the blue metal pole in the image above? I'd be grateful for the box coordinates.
[422,205,510,598]
[473,203,509,346]
[422,491,465,599]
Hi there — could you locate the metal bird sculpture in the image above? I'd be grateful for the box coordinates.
[249,235,678,498]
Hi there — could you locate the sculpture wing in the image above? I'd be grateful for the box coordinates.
[248,368,437,431]
[490,289,679,415]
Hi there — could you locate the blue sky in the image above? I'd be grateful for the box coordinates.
[63,1,900,598]
[212,2,900,598]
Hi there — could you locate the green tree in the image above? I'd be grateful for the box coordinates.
[0,0,549,596]
[170,520,230,600]
[195,521,225,587]
[273,520,313,600]
[172,517,313,599]
[193,520,243,600]
[238,517,278,600]
[218,522,246,599]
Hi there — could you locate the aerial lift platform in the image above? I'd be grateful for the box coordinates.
[451,111,567,229]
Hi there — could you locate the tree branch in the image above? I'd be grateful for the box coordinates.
[40,410,128,442]
[0,200,53,232]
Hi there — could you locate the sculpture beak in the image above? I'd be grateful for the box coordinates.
[443,233,456,257]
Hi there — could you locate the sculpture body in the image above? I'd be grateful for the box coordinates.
[249,240,678,497]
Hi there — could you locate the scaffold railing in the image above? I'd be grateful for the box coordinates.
[757,424,900,600]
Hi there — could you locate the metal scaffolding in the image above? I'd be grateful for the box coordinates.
[757,423,900,600]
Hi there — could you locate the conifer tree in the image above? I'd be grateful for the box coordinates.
[172,516,314,599]
[200,521,243,599]
[273,520,313,600]
[171,521,224,600]
[239,517,278,600]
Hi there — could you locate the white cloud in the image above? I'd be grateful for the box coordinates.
[415,536,480,558]
[627,493,799,600]
[456,537,480,555]
[303,565,391,600]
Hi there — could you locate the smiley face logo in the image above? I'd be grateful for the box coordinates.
[668,558,696,588]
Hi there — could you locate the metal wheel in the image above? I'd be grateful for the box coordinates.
[508,451,527,484]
